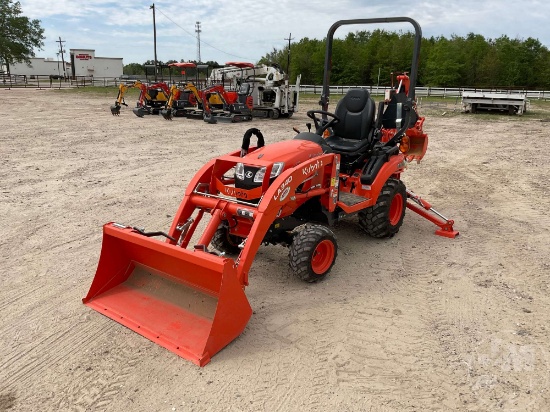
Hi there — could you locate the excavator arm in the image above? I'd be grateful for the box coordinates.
[111,80,143,116]
[185,83,203,105]
[161,85,182,120]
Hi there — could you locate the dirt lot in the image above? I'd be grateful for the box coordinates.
[1,89,549,411]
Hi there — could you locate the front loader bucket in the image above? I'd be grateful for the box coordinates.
[83,223,252,366]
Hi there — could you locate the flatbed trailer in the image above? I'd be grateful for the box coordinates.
[462,91,529,115]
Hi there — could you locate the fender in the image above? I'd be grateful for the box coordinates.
[367,153,406,204]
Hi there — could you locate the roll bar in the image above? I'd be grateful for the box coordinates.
[320,17,422,145]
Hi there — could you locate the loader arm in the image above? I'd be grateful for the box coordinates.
[166,152,339,287]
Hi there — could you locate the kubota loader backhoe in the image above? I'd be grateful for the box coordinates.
[84,17,458,367]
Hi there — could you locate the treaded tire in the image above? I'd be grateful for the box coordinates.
[359,178,407,238]
[211,225,241,255]
[289,224,338,283]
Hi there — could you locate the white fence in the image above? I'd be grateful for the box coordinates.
[3,74,549,100]
[299,85,550,100]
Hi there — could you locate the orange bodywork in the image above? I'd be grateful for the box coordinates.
[83,143,339,366]
[380,115,428,163]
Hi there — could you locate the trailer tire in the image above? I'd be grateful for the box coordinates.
[212,225,241,255]
[289,224,337,283]
[359,178,406,238]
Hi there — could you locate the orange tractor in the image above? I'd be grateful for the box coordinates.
[84,17,458,366]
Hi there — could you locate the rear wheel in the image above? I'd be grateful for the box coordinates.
[359,178,406,238]
[212,225,241,255]
[289,224,337,282]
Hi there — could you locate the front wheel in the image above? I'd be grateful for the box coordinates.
[212,225,241,255]
[359,178,406,238]
[289,224,337,282]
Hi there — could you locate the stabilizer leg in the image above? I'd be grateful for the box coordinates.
[406,189,459,238]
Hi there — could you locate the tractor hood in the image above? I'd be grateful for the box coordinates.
[243,138,324,168]
[235,137,325,191]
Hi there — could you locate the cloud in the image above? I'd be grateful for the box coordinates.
[18,0,550,65]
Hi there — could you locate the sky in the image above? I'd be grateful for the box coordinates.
[17,0,550,65]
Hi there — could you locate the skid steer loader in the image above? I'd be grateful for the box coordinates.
[84,17,458,366]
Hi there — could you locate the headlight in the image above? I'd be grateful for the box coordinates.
[235,162,245,180]
[254,162,285,183]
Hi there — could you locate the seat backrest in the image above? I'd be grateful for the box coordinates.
[381,91,418,130]
[238,82,251,96]
[331,88,375,141]
[238,83,251,104]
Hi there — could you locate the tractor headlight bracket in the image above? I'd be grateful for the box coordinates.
[254,162,285,183]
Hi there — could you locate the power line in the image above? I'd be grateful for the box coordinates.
[155,7,257,62]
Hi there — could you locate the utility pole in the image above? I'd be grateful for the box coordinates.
[150,4,158,81]
[284,33,294,78]
[195,22,202,63]
[56,37,66,77]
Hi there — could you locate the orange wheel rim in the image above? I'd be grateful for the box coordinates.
[311,240,335,274]
[389,193,404,226]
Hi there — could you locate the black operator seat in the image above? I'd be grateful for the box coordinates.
[237,82,251,104]
[325,88,376,154]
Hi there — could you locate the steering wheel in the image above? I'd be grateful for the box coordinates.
[306,110,340,135]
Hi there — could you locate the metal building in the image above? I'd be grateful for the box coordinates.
[6,48,123,79]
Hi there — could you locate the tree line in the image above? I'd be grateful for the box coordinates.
[258,30,550,89]
[2,0,548,89]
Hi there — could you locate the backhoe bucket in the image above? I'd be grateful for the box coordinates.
[110,105,121,116]
[83,223,252,366]
[133,107,147,117]
[161,108,173,120]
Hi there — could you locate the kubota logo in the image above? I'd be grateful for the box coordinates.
[75,54,92,60]
[279,187,291,201]
[273,176,293,201]
[225,187,248,199]
[302,159,323,176]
